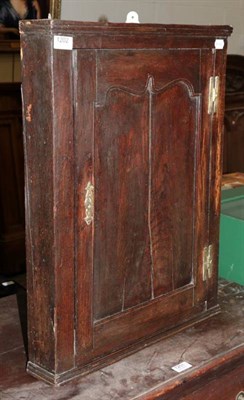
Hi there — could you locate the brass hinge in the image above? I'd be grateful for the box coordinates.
[203,244,213,281]
[208,76,219,114]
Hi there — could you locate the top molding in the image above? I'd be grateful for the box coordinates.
[19,19,233,37]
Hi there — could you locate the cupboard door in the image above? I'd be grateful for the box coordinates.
[74,49,213,360]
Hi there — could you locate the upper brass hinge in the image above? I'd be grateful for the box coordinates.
[208,76,219,114]
[203,244,213,281]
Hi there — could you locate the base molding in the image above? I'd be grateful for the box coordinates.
[27,306,220,386]
[27,346,244,398]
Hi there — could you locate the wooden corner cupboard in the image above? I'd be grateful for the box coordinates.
[19,20,232,385]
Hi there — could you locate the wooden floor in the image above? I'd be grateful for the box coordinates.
[0,279,243,399]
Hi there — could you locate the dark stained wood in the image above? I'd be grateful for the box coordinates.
[21,35,56,370]
[94,83,151,318]
[52,44,75,373]
[93,287,196,353]
[151,83,197,292]
[21,35,75,375]
[20,20,232,385]
[208,48,227,309]
[194,49,214,307]
[74,50,96,352]
[0,83,25,275]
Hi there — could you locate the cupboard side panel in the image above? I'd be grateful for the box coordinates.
[208,45,228,308]
[21,36,55,370]
[194,50,215,306]
[21,36,76,374]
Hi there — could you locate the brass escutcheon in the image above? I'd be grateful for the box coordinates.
[84,182,94,225]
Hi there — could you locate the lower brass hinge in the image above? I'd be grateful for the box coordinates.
[203,244,213,281]
[208,76,219,114]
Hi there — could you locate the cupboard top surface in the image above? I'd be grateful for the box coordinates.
[19,20,232,51]
[19,19,232,37]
